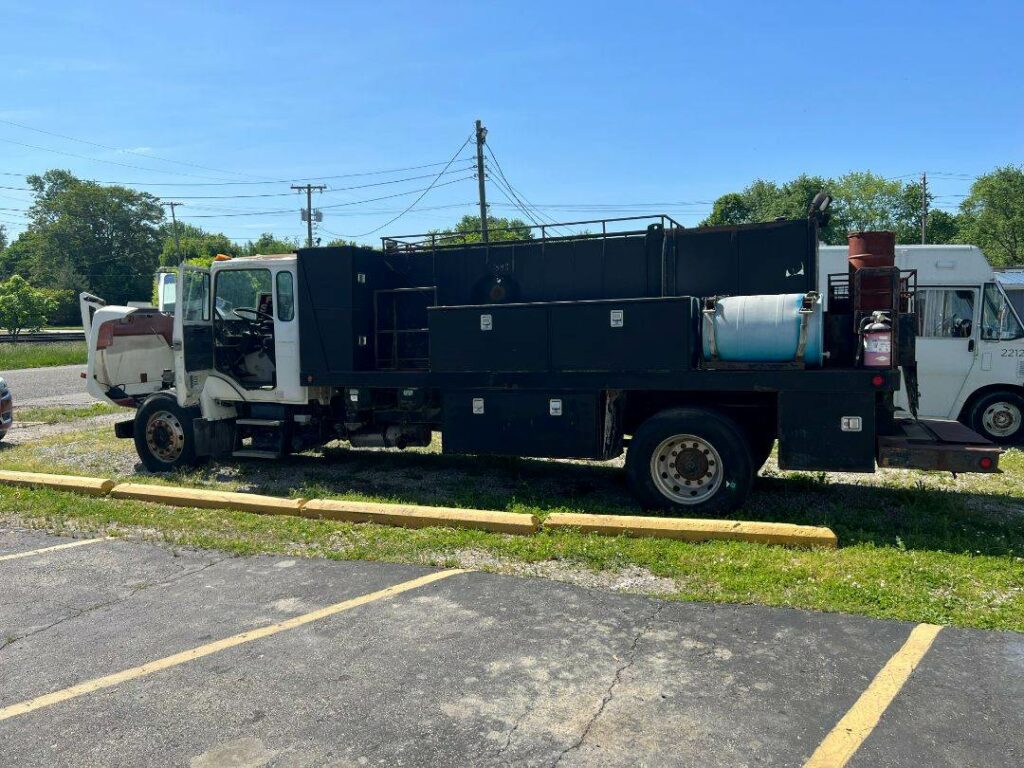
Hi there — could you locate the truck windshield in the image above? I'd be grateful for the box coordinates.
[982,283,1024,340]
[215,268,272,318]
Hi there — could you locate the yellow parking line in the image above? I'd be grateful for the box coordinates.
[0,537,113,562]
[803,623,943,768]
[0,568,465,723]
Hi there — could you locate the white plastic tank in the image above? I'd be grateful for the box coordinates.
[701,293,823,367]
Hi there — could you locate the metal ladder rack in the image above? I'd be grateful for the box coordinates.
[373,286,436,370]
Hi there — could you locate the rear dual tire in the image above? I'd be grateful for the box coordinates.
[626,408,753,515]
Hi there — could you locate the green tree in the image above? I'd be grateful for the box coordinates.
[924,210,963,245]
[240,232,300,256]
[324,238,360,248]
[0,224,7,253]
[430,214,533,244]
[159,222,238,267]
[0,274,54,340]
[15,169,165,305]
[828,172,926,244]
[703,192,752,227]
[701,171,930,245]
[958,165,1024,266]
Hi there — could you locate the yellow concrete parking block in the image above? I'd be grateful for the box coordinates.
[544,512,837,548]
[303,498,539,535]
[0,470,114,497]
[109,483,305,516]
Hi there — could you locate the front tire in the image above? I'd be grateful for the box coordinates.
[626,407,753,515]
[966,390,1024,445]
[134,393,202,472]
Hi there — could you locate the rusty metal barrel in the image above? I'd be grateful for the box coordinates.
[848,231,896,311]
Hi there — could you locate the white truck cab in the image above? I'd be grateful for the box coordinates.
[174,255,303,410]
[80,254,305,465]
[819,244,1024,444]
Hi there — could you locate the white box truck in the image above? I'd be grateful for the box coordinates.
[819,244,1024,444]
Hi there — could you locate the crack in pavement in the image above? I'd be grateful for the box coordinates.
[495,697,529,763]
[551,600,666,767]
[0,554,228,653]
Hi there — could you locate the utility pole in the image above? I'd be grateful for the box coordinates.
[920,171,928,244]
[475,119,489,243]
[163,201,184,263]
[291,184,327,248]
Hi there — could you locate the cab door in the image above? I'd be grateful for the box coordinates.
[913,286,979,417]
[173,265,213,407]
[271,266,303,402]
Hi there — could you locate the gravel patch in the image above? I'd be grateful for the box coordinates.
[448,548,679,596]
[2,413,125,446]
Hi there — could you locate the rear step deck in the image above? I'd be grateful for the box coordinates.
[877,418,1001,473]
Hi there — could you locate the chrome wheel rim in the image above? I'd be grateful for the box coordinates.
[650,434,723,505]
[982,402,1021,438]
[146,410,185,463]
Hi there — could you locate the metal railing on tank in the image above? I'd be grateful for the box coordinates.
[380,214,683,252]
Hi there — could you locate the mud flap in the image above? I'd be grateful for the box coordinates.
[193,418,236,458]
[877,418,1001,473]
[114,419,135,439]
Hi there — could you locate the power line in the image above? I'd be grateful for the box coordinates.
[326,135,475,238]
[160,164,475,200]
[0,136,246,181]
[180,174,474,219]
[0,117,273,180]
[0,157,478,187]
[484,143,565,233]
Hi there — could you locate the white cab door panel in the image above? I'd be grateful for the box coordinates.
[914,286,979,417]
[173,265,213,408]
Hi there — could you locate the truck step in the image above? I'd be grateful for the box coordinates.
[236,418,283,427]
[232,449,282,460]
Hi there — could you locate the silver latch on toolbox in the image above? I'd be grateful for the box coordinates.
[480,314,493,331]
[472,398,485,414]
[357,335,367,346]
[610,309,624,328]
[549,398,563,416]
[356,272,366,284]
[841,416,862,432]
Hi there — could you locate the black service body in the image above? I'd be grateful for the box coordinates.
[290,217,899,474]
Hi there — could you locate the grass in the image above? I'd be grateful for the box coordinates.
[0,424,1022,631]
[0,341,87,369]
[15,402,122,425]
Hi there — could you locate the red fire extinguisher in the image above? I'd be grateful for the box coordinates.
[861,311,892,368]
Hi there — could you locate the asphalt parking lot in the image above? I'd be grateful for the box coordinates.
[0,528,1020,767]
[1,365,90,408]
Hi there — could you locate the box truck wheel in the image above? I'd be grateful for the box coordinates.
[626,407,753,515]
[967,390,1024,445]
[134,393,203,472]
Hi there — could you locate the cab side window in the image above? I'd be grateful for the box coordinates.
[917,289,975,338]
[981,283,1024,340]
[181,271,210,322]
[276,271,294,322]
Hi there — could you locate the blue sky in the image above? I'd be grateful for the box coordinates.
[1,0,1021,245]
